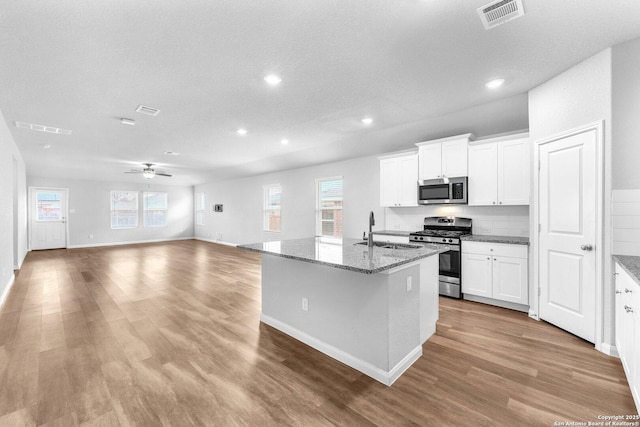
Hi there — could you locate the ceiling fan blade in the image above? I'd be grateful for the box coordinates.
[124,170,143,174]
[156,172,173,177]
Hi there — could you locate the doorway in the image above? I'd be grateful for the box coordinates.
[29,187,69,250]
[534,121,603,345]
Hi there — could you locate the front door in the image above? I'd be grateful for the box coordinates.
[538,127,598,343]
[30,188,67,250]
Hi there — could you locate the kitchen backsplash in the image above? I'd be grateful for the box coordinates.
[384,205,530,237]
[612,189,640,256]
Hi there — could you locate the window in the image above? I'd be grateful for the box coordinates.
[316,177,343,237]
[111,191,138,229]
[143,192,168,227]
[195,193,205,226]
[36,191,62,221]
[263,184,281,232]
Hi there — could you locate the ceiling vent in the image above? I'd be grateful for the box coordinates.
[15,121,72,135]
[477,0,525,30]
[136,105,160,116]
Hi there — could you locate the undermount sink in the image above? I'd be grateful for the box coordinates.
[354,241,422,250]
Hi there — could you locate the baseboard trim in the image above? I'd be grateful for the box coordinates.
[260,313,422,386]
[194,237,238,247]
[463,294,529,313]
[0,273,16,309]
[67,236,195,249]
[600,343,619,358]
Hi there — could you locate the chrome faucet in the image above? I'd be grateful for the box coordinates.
[368,211,375,248]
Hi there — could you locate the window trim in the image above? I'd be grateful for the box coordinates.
[110,190,139,229]
[143,191,168,228]
[315,176,343,238]
[263,183,282,232]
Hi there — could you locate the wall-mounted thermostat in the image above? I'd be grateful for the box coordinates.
[214,204,223,212]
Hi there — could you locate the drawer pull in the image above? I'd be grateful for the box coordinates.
[624,305,634,313]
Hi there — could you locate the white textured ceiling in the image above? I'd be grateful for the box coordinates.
[1,0,640,186]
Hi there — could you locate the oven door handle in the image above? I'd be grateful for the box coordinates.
[446,245,460,252]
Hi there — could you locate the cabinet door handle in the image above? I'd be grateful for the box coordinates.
[625,288,633,294]
[492,201,496,204]
[616,290,622,294]
[499,201,502,205]
[624,305,634,313]
[580,244,593,251]
[486,257,490,260]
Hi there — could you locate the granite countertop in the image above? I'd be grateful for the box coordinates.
[238,237,446,274]
[372,230,412,237]
[614,255,640,287]
[461,235,530,245]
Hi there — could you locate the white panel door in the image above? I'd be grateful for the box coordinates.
[539,129,597,343]
[442,139,468,178]
[30,188,67,250]
[418,144,442,180]
[398,154,418,206]
[380,158,400,207]
[468,143,497,206]
[461,253,492,297]
[493,256,528,305]
[498,137,530,205]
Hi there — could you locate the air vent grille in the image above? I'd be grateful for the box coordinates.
[477,0,524,30]
[136,105,160,116]
[15,121,72,135]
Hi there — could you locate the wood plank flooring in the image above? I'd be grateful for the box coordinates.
[0,239,636,426]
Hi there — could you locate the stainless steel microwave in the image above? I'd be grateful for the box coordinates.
[417,177,467,205]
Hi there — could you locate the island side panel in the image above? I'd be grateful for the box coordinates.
[260,255,390,371]
[386,263,421,370]
[419,255,439,344]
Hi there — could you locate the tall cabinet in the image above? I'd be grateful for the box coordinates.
[468,132,530,206]
[614,260,640,412]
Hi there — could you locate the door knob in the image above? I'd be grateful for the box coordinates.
[580,244,593,251]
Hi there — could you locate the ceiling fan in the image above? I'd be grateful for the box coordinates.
[124,163,172,179]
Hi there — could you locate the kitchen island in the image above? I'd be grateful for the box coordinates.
[238,237,446,385]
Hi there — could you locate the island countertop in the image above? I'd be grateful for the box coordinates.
[238,237,446,274]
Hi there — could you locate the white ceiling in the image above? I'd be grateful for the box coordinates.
[1,0,640,186]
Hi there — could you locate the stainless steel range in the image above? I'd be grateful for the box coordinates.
[409,217,472,299]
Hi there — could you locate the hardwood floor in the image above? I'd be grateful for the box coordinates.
[0,240,636,426]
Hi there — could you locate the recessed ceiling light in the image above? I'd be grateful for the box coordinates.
[120,118,136,126]
[164,151,180,156]
[42,144,51,149]
[361,117,373,125]
[264,74,282,85]
[237,128,248,135]
[281,139,289,145]
[485,78,505,89]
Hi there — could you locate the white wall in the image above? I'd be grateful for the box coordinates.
[27,176,194,248]
[528,48,614,347]
[612,37,640,190]
[194,155,382,245]
[0,109,28,305]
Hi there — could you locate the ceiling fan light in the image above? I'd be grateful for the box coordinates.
[142,169,155,179]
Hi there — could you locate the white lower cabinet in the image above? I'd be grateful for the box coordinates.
[615,262,640,412]
[462,241,528,305]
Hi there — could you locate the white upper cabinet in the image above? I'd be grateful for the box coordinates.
[416,134,473,181]
[417,143,442,180]
[468,132,530,206]
[379,152,418,207]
